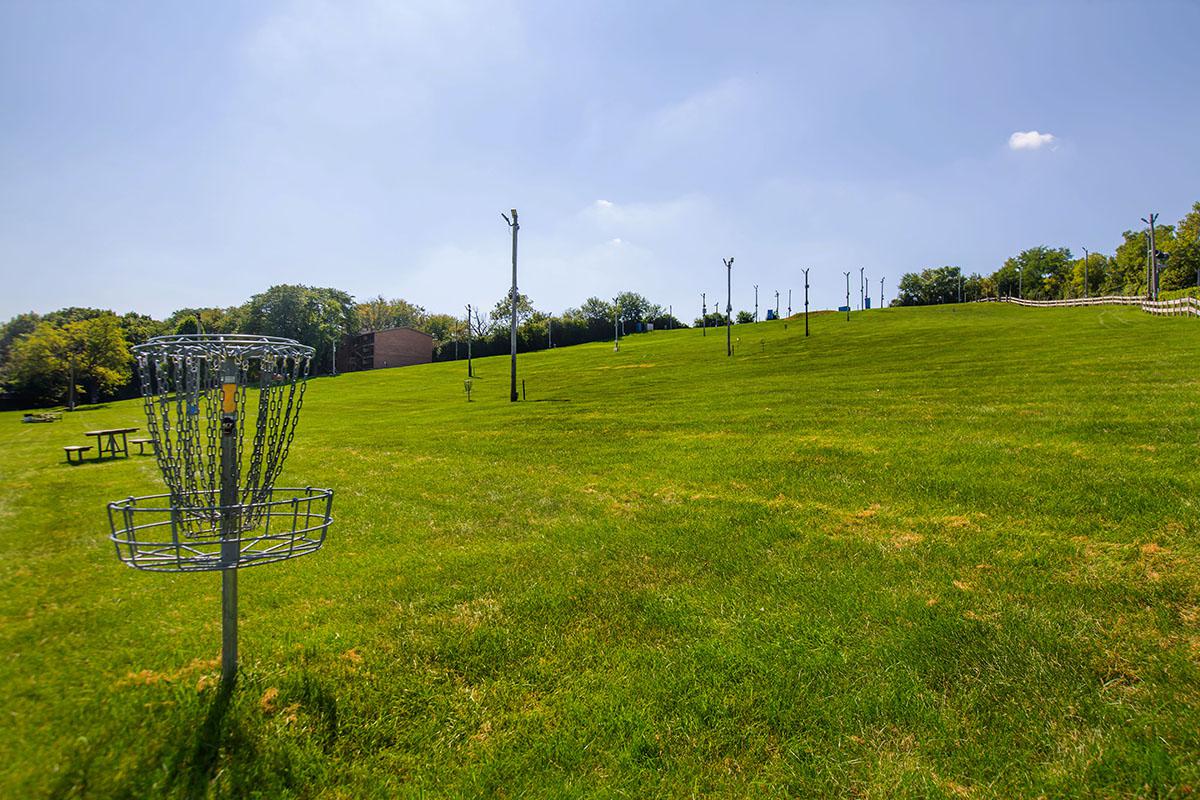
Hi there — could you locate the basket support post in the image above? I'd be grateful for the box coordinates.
[219,358,240,686]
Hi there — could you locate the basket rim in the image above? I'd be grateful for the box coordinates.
[133,334,314,359]
[107,486,333,514]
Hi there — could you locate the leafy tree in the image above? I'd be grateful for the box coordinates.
[1111,228,1173,296]
[489,292,535,330]
[65,315,131,404]
[239,285,356,374]
[1069,253,1109,297]
[2,322,69,405]
[612,291,653,325]
[896,266,963,305]
[0,312,40,366]
[355,296,428,332]
[735,310,755,324]
[1161,202,1200,290]
[579,297,613,322]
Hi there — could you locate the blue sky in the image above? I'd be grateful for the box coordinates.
[2,1,1198,321]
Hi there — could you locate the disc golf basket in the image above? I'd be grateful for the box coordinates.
[107,334,334,684]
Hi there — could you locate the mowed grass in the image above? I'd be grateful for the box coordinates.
[2,303,1199,798]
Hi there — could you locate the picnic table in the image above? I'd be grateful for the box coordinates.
[84,427,139,459]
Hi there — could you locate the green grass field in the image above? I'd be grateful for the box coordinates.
[2,303,1199,798]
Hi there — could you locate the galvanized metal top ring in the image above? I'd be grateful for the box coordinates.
[133,334,315,360]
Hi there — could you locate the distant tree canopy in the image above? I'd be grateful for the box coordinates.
[892,200,1198,306]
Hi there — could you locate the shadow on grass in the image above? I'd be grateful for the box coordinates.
[163,679,238,799]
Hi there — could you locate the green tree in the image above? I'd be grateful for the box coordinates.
[239,285,356,374]
[64,314,132,404]
[2,321,70,405]
[489,292,535,330]
[612,291,653,325]
[735,310,755,324]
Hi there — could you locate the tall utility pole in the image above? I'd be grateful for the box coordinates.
[859,267,865,311]
[803,268,810,336]
[466,303,473,377]
[1141,213,1158,300]
[774,289,780,318]
[788,289,792,317]
[754,285,759,322]
[614,305,620,350]
[879,277,884,308]
[1082,247,1090,299]
[501,209,519,402]
[724,257,734,356]
[701,292,707,336]
[844,271,851,321]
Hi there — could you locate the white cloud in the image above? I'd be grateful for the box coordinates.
[595,199,614,209]
[1008,130,1056,151]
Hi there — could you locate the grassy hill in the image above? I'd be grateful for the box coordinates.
[2,303,1199,798]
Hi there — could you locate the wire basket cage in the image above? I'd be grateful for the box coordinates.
[109,334,334,572]
[109,487,333,572]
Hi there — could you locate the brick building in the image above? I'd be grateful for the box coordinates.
[337,327,433,372]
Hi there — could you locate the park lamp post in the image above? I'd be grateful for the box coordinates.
[501,209,519,401]
[754,284,759,323]
[724,258,734,356]
[788,288,792,318]
[774,289,780,318]
[803,268,810,337]
[879,276,884,308]
[1141,213,1158,300]
[844,271,851,321]
[859,267,865,311]
[701,292,706,337]
[1082,247,1089,299]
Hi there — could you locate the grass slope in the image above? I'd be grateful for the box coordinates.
[1,303,1199,798]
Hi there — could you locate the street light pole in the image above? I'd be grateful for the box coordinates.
[879,277,884,308]
[859,267,864,311]
[754,284,758,322]
[844,271,851,321]
[788,288,792,317]
[724,258,734,356]
[803,268,810,336]
[501,209,519,401]
[774,289,779,318]
[466,303,473,377]
[701,292,706,337]
[1141,213,1159,300]
[1082,247,1089,299]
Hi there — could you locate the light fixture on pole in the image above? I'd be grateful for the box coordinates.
[501,209,519,402]
[803,268,810,336]
[1141,213,1159,300]
[844,271,851,321]
[724,258,734,356]
[1082,247,1089,300]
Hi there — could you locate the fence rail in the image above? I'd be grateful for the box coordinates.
[989,295,1200,317]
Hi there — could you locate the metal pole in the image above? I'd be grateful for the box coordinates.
[879,277,884,308]
[788,289,792,317]
[859,267,864,311]
[803,268,810,336]
[701,293,706,336]
[754,285,758,322]
[466,304,473,377]
[219,357,239,686]
[724,258,734,356]
[774,290,779,318]
[503,209,519,401]
[1141,213,1158,300]
[1082,248,1089,299]
[844,271,851,321]
[614,306,619,350]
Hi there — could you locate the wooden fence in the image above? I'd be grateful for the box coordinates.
[988,295,1200,317]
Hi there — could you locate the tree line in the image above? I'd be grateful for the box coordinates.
[0,285,687,408]
[894,201,1200,306]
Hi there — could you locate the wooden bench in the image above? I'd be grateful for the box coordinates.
[63,445,92,463]
[130,438,157,455]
